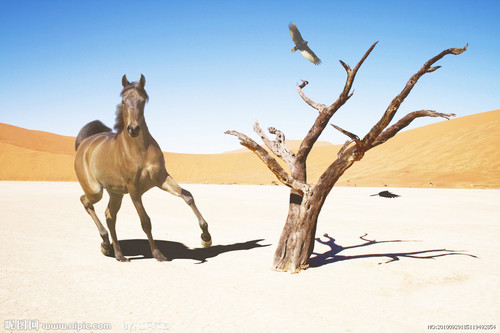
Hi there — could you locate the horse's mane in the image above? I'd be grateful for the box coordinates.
[114,83,149,133]
[114,105,125,133]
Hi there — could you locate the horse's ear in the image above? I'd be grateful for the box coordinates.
[140,74,146,88]
[122,75,130,88]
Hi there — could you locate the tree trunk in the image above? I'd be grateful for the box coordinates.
[272,191,325,272]
[272,157,350,272]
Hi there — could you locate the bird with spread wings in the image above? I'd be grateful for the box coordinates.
[371,191,401,198]
[288,22,321,65]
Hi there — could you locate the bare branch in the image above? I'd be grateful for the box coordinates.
[253,121,275,151]
[267,127,284,137]
[296,41,379,164]
[347,89,355,99]
[331,124,363,160]
[339,60,351,73]
[296,82,327,112]
[224,130,309,194]
[337,140,353,159]
[330,41,379,112]
[316,107,458,198]
[268,127,295,164]
[370,110,456,148]
[253,121,296,167]
[353,41,379,73]
[361,44,468,149]
[427,66,441,73]
[331,124,360,141]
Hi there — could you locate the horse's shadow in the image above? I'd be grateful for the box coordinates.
[107,239,270,263]
[308,233,477,267]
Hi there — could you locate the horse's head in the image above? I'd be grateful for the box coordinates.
[119,74,149,138]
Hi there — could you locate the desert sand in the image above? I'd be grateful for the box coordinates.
[1,109,500,188]
[1,182,499,332]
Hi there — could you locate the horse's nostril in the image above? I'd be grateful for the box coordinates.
[127,125,140,137]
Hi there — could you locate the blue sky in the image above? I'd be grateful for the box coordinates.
[1,0,499,153]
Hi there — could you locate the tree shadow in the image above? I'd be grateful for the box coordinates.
[106,239,270,263]
[308,233,477,267]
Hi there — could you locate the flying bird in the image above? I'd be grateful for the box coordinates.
[371,191,401,198]
[288,22,321,65]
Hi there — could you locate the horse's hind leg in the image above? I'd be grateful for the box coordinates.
[105,192,128,262]
[130,193,167,262]
[181,188,212,247]
[160,176,212,248]
[80,193,112,256]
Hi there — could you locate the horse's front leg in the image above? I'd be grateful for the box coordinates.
[130,193,167,261]
[80,192,111,256]
[105,192,128,262]
[160,175,212,248]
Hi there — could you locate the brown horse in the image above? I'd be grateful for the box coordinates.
[74,74,212,262]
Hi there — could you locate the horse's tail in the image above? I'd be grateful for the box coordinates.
[75,120,112,151]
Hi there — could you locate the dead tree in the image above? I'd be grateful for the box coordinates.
[226,42,467,273]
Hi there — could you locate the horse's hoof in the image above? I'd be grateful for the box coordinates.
[153,249,167,262]
[201,234,212,248]
[100,243,111,256]
[115,254,130,262]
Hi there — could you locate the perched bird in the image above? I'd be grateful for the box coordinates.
[370,191,401,198]
[288,22,321,65]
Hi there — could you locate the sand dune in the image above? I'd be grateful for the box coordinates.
[0,123,76,181]
[1,109,499,188]
[0,123,75,155]
[323,109,500,188]
[0,142,76,181]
